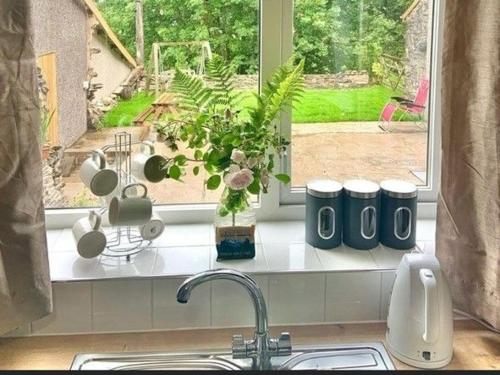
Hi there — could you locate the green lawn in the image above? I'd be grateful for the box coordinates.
[101,85,413,127]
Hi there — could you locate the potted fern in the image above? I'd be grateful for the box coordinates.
[157,56,304,260]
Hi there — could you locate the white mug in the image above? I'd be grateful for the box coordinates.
[80,149,118,196]
[72,210,107,259]
[108,183,152,226]
[131,141,168,183]
[139,213,165,241]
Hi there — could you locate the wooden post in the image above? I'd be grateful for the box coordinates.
[135,0,145,65]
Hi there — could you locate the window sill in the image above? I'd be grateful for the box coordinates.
[46,220,436,282]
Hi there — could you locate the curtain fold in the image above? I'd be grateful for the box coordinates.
[436,0,499,329]
[0,0,52,334]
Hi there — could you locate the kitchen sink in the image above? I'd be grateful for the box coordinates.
[71,342,395,370]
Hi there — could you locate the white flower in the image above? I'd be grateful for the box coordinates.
[230,149,246,164]
[228,164,240,174]
[224,168,254,191]
[247,157,258,169]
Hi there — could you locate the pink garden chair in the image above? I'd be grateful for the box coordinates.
[379,78,430,131]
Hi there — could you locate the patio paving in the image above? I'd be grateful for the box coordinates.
[56,122,427,208]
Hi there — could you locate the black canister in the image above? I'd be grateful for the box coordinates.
[306,180,343,249]
[343,179,380,250]
[380,180,417,249]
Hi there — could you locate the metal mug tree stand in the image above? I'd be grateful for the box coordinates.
[97,131,154,261]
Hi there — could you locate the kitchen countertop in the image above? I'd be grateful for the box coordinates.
[0,320,497,370]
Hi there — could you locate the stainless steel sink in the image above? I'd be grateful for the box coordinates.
[71,342,395,370]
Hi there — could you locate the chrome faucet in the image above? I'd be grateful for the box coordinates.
[177,269,292,370]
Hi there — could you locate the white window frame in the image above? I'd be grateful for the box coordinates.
[45,0,443,229]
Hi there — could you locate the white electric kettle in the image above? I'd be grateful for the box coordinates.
[386,253,453,368]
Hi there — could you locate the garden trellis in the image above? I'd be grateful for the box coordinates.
[150,41,213,97]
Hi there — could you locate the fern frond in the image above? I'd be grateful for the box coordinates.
[171,68,213,111]
[207,55,238,108]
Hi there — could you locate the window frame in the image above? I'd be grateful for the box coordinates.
[44,0,443,229]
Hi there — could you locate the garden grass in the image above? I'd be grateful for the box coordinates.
[101,92,155,128]
[101,85,415,127]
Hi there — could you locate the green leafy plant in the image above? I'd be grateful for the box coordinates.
[40,108,55,146]
[156,55,304,219]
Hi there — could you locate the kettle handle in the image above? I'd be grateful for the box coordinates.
[419,268,439,343]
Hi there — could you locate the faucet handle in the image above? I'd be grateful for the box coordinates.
[276,332,292,356]
[232,334,247,359]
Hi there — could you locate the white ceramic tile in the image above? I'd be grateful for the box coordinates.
[211,275,268,327]
[264,242,322,271]
[268,273,325,325]
[325,272,381,322]
[315,244,378,271]
[153,224,212,247]
[153,278,211,329]
[46,229,63,250]
[416,220,436,241]
[50,228,77,252]
[92,279,152,332]
[257,221,305,245]
[98,248,157,278]
[370,244,411,270]
[210,244,268,273]
[153,246,211,276]
[32,282,92,335]
[48,252,105,281]
[2,324,31,337]
[380,271,396,320]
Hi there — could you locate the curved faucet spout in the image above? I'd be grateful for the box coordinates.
[176,269,268,335]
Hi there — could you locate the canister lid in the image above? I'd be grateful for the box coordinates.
[306,179,343,198]
[380,179,417,199]
[343,179,380,199]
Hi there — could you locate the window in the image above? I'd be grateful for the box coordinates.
[41,0,443,228]
[279,0,442,205]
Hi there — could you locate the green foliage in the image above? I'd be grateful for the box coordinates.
[97,0,415,76]
[101,92,155,127]
[156,57,305,217]
[40,109,55,145]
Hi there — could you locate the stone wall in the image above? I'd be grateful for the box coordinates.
[232,71,369,90]
[403,0,430,96]
[42,148,67,207]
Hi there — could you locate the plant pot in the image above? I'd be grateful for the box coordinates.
[214,202,256,261]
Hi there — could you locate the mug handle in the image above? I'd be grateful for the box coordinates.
[89,210,102,230]
[122,183,148,199]
[141,141,155,156]
[91,149,106,170]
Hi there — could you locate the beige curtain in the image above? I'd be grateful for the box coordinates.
[436,0,499,329]
[0,0,52,334]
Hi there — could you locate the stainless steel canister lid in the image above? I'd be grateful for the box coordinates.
[306,179,343,198]
[343,179,380,199]
[380,179,417,199]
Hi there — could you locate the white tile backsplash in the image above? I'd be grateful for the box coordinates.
[153,246,211,276]
[92,279,152,332]
[325,272,381,322]
[264,242,322,272]
[211,275,268,328]
[257,221,305,244]
[268,273,325,325]
[49,252,105,281]
[370,245,410,269]
[153,278,211,330]
[32,282,91,335]
[379,271,396,320]
[315,244,379,271]
[154,224,212,247]
[98,248,157,278]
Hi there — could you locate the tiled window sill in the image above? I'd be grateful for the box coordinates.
[46,220,436,282]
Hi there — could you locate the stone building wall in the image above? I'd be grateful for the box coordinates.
[403,0,430,96]
[232,71,369,90]
[42,148,67,207]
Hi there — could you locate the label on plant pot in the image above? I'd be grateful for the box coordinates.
[215,225,256,260]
